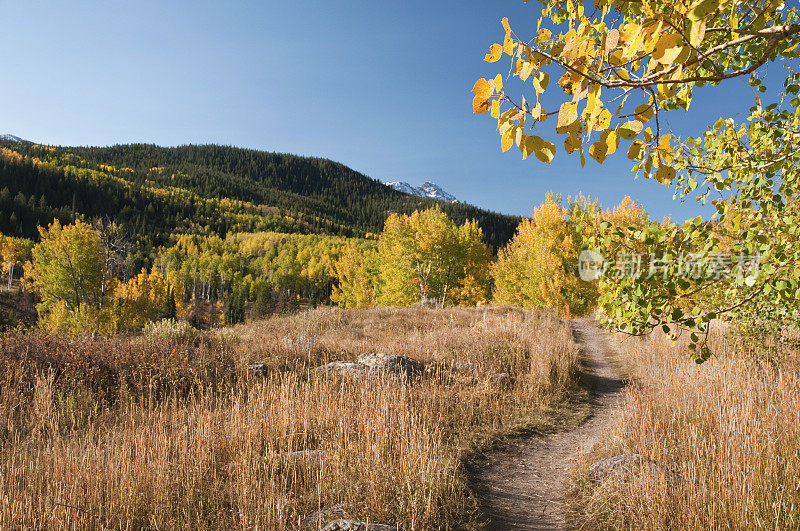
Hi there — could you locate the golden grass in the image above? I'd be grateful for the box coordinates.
[0,306,580,529]
[569,326,800,530]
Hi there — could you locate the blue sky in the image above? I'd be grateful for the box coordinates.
[0,0,773,220]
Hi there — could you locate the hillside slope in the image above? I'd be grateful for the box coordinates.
[0,141,519,251]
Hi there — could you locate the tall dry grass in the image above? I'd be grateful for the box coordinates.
[0,306,579,529]
[570,326,800,529]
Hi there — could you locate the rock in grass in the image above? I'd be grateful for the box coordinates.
[316,354,423,380]
[315,361,369,376]
[356,353,423,379]
[247,362,269,376]
[301,503,348,530]
[588,454,643,481]
[320,520,397,531]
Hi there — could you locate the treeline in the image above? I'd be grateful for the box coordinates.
[2,196,649,334]
[0,142,521,256]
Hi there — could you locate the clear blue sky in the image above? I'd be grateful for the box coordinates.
[0,0,772,220]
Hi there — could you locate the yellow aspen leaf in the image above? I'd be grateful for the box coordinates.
[580,147,587,167]
[658,134,671,150]
[634,104,654,123]
[519,61,534,81]
[532,72,550,94]
[472,78,494,99]
[595,109,612,131]
[622,24,644,59]
[589,140,608,163]
[654,164,676,184]
[604,29,620,52]
[504,32,515,56]
[501,130,514,152]
[557,102,578,131]
[628,140,645,160]
[657,81,678,100]
[586,84,601,110]
[531,135,556,163]
[644,154,654,175]
[689,19,706,47]
[604,129,619,155]
[643,127,654,142]
[473,95,490,114]
[688,0,720,21]
[536,28,552,45]
[494,74,504,92]
[491,100,500,119]
[501,16,511,33]
[520,135,530,159]
[618,120,643,140]
[564,133,582,154]
[531,102,542,120]
[653,33,684,65]
[515,126,524,147]
[616,68,631,80]
[485,43,503,63]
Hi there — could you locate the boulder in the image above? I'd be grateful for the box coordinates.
[587,454,643,481]
[247,362,268,376]
[357,353,423,379]
[320,520,397,531]
[316,354,423,380]
[301,503,348,530]
[315,361,368,376]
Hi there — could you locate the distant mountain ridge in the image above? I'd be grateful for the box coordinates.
[385,181,457,202]
[0,141,521,253]
[0,134,27,143]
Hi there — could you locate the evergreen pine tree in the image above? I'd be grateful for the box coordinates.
[162,286,177,319]
[252,284,273,319]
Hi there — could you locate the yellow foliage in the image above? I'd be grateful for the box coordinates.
[493,194,596,316]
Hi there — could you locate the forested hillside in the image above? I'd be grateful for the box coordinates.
[0,140,519,253]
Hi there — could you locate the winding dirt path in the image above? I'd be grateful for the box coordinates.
[471,318,625,530]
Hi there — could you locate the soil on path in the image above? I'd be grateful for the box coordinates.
[471,318,625,530]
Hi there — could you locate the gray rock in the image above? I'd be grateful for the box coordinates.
[316,354,423,380]
[588,454,643,481]
[315,361,369,376]
[301,503,348,530]
[320,520,397,531]
[247,362,268,376]
[356,353,423,379]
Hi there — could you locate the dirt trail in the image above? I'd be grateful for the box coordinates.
[471,318,625,530]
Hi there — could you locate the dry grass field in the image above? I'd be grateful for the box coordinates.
[569,326,800,529]
[0,307,581,529]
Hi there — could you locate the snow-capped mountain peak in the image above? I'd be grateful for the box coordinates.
[384,180,458,202]
[0,134,27,143]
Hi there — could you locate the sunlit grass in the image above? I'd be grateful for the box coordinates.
[0,306,580,529]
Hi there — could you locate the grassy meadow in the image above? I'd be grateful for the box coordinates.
[0,306,581,529]
[568,326,800,529]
